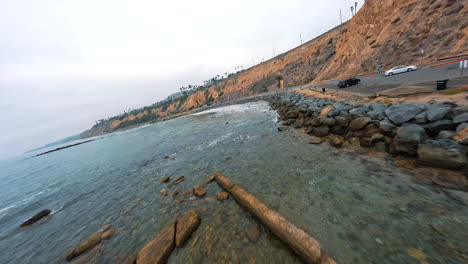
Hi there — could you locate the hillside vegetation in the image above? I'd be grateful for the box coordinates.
[83,0,468,138]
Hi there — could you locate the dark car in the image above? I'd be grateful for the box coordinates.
[338,78,361,88]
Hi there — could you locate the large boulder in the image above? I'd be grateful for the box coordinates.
[426,105,452,121]
[414,112,427,124]
[421,119,458,137]
[446,105,468,119]
[349,106,369,118]
[20,209,51,227]
[370,102,386,112]
[175,210,201,247]
[136,223,175,264]
[331,126,348,135]
[453,113,468,124]
[313,126,330,137]
[393,124,426,155]
[437,130,455,140]
[335,116,350,126]
[379,119,396,133]
[454,128,468,145]
[417,140,468,169]
[321,117,336,127]
[385,103,426,125]
[456,123,468,133]
[349,117,371,132]
[368,110,385,121]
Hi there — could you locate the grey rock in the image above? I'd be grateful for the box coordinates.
[456,123,468,133]
[305,126,314,134]
[379,119,396,132]
[321,117,336,127]
[446,105,468,119]
[350,106,370,118]
[370,102,386,112]
[360,138,373,147]
[453,112,468,124]
[417,140,467,169]
[282,119,296,126]
[385,103,426,125]
[335,116,350,126]
[349,137,360,147]
[414,112,427,124]
[331,126,348,135]
[368,110,385,121]
[421,119,457,137]
[437,130,455,140]
[310,117,322,127]
[313,126,330,137]
[394,124,426,155]
[349,117,371,132]
[426,105,452,121]
[374,142,387,152]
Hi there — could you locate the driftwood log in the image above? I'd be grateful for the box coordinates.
[214,172,336,264]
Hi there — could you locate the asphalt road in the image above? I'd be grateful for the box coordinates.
[296,57,468,96]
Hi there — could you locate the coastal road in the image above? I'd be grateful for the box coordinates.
[293,57,468,96]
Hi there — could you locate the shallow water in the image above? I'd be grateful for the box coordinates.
[0,101,467,264]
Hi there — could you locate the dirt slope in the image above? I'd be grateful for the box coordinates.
[84,0,467,136]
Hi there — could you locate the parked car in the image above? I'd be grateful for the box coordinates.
[337,78,361,88]
[385,65,418,76]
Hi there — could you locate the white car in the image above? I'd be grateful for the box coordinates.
[385,65,418,76]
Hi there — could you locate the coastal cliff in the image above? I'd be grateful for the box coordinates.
[83,0,468,137]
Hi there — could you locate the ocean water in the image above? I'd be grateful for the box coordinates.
[0,101,467,264]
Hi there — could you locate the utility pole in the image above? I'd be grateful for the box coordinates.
[340,9,342,25]
[351,6,354,16]
[420,49,424,65]
[300,33,303,45]
[355,2,358,14]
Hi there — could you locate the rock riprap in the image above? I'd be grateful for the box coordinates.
[270,92,468,169]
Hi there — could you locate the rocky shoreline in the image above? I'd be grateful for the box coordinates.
[268,91,468,190]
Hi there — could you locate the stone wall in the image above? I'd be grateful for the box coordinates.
[269,92,468,170]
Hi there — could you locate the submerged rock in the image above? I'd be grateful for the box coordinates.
[160,189,169,197]
[193,185,206,197]
[20,209,51,227]
[175,209,201,247]
[160,176,170,183]
[216,192,229,201]
[417,140,467,169]
[247,224,261,242]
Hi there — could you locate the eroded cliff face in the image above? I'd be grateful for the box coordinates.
[85,0,467,136]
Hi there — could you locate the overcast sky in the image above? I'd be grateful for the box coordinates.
[0,0,361,158]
